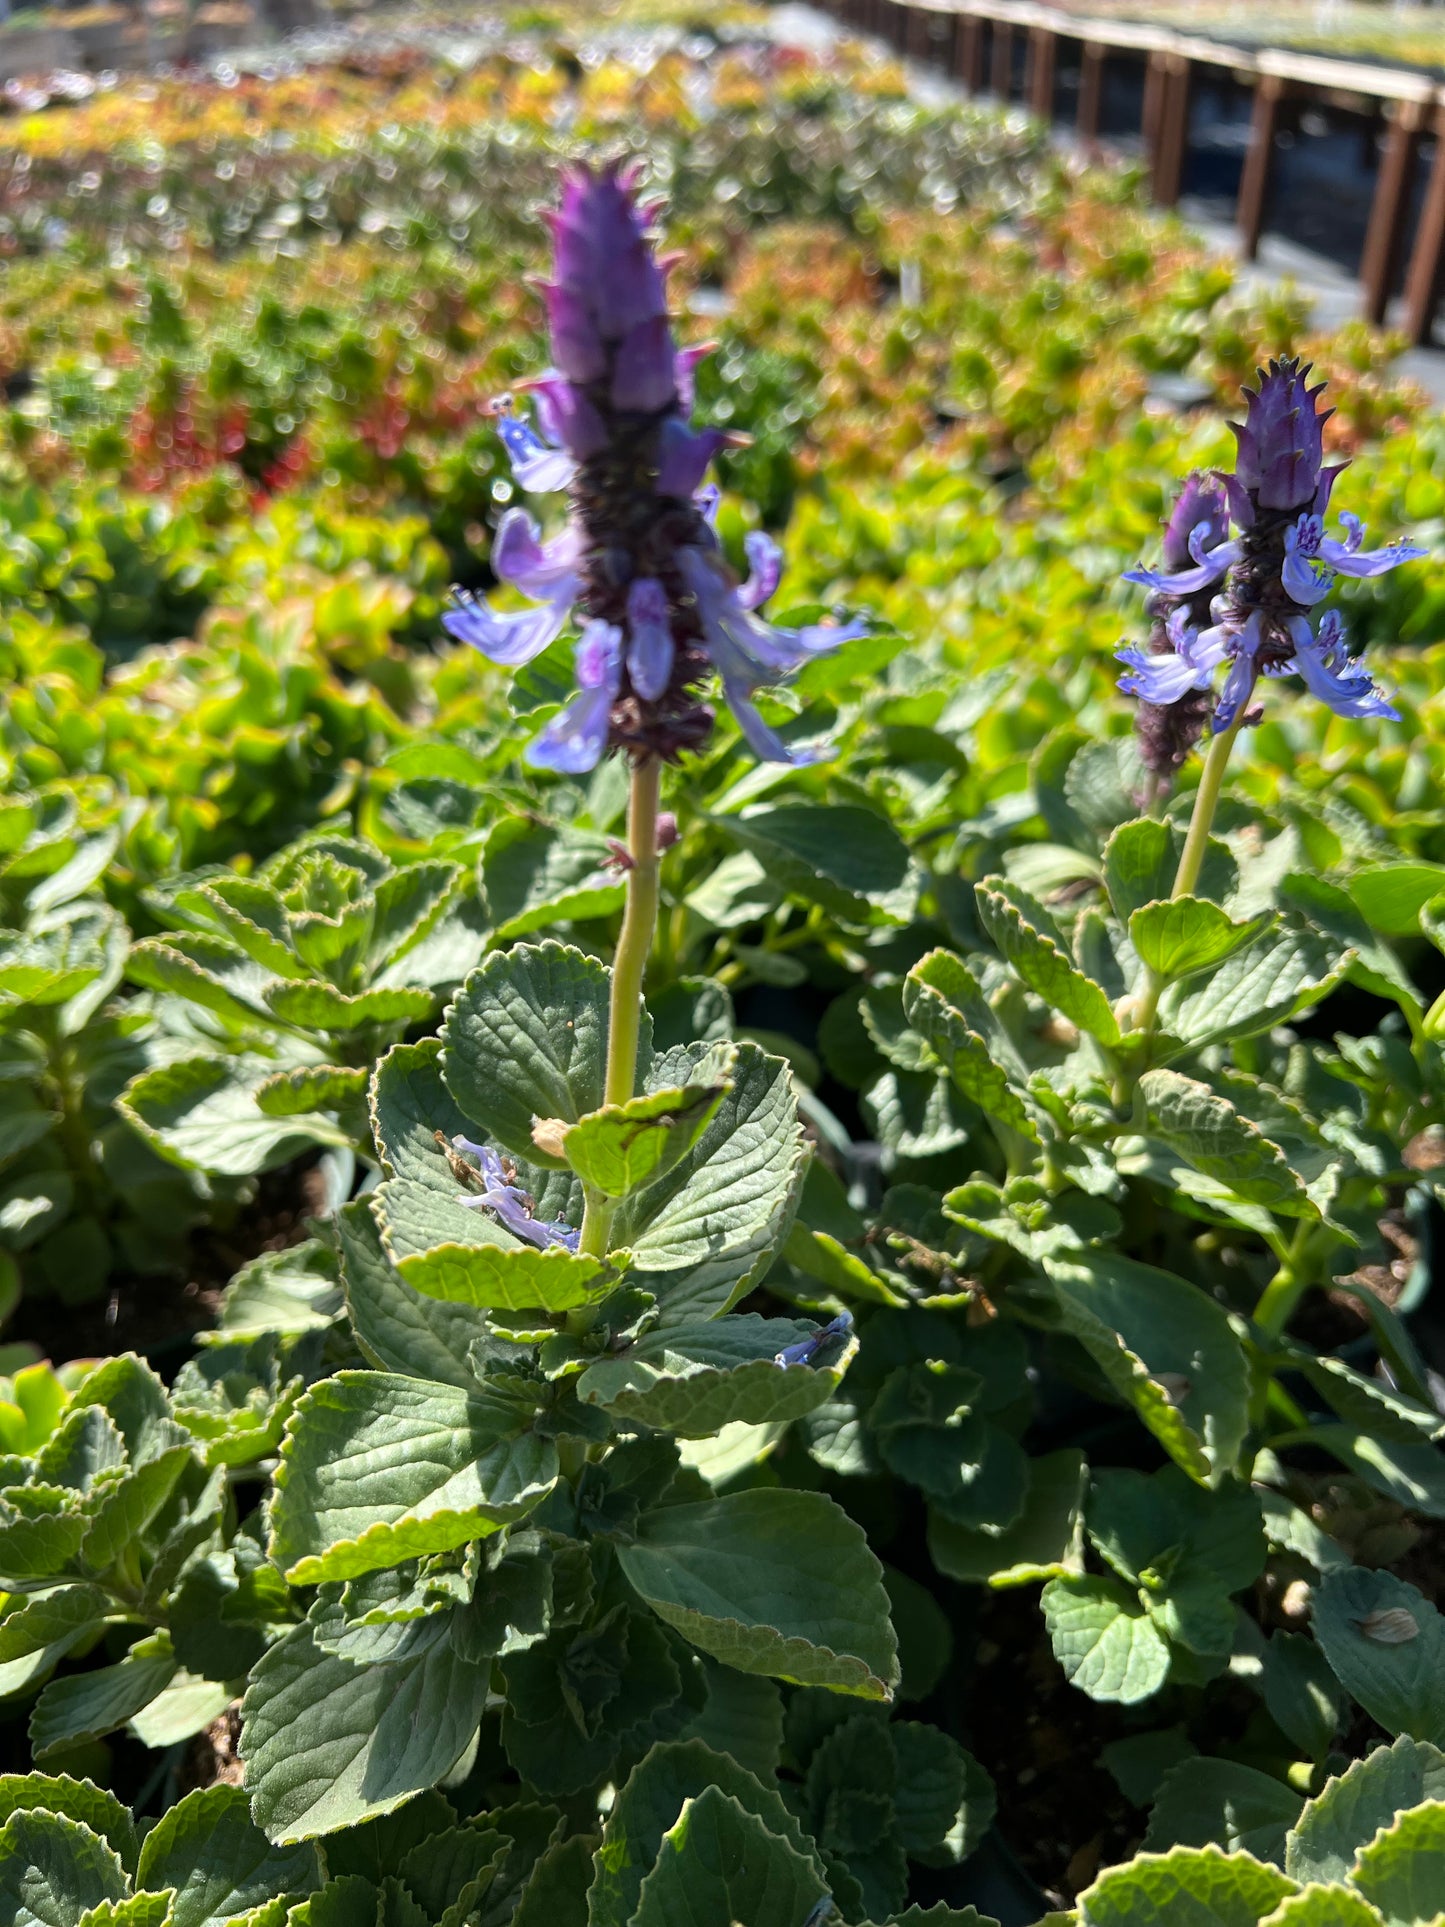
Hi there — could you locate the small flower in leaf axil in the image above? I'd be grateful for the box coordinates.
[445,160,864,770]
[451,1136,579,1253]
[1117,358,1425,769]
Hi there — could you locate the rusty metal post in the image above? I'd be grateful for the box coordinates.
[1152,55,1194,206]
[1404,104,1445,345]
[991,19,1013,100]
[1142,50,1167,161]
[1238,73,1286,261]
[1028,26,1057,120]
[1077,40,1105,143]
[1360,98,1426,324]
[957,13,984,93]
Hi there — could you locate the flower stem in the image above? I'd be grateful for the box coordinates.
[1171,708,1245,901]
[1132,709,1246,1038]
[578,755,662,1260]
[605,755,663,1105]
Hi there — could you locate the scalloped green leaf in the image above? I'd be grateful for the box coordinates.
[269,1372,558,1583]
[1103,818,1177,922]
[632,1788,827,1927]
[239,1614,490,1845]
[0,1588,115,1666]
[1042,1253,1250,1485]
[82,1443,195,1567]
[0,1777,138,1875]
[369,863,461,971]
[587,1738,828,1927]
[679,1663,784,1782]
[1351,1800,1445,1926]
[575,1314,851,1437]
[892,1723,995,1865]
[217,1241,343,1343]
[0,1811,128,1927]
[928,1448,1087,1587]
[510,1836,590,1927]
[186,876,306,978]
[619,1489,897,1700]
[1259,1890,1386,1927]
[397,1823,507,1927]
[613,1042,807,1321]
[334,1201,479,1392]
[255,1067,369,1120]
[125,937,274,1028]
[722,803,917,929]
[480,821,623,942]
[1076,1844,1295,1926]
[1287,1739,1445,1886]
[135,1786,318,1927]
[369,1039,479,1185]
[902,950,1038,1141]
[119,1057,349,1177]
[78,1897,176,1927]
[440,943,631,1166]
[1040,1574,1171,1705]
[859,1909,1001,1927]
[263,983,433,1034]
[1137,1071,1315,1217]
[395,1243,615,1314]
[562,1070,732,1201]
[976,877,1120,1043]
[1167,923,1344,1049]
[0,1485,88,1579]
[1130,899,1274,986]
[29,1634,177,1758]
[371,1174,518,1267]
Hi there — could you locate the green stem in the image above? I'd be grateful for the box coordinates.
[577,756,663,1262]
[1253,1220,1313,1338]
[1132,708,1246,1038]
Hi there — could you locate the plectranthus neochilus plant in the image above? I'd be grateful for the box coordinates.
[1116,358,1425,1032]
[211,154,912,1910]
[442,157,864,1254]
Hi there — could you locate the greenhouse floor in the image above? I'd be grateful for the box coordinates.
[773,2,1445,404]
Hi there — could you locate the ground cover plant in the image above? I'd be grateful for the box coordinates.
[1042,0,1445,74]
[4,2,1445,1921]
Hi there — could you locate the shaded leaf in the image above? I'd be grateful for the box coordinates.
[618,1490,898,1700]
[269,1373,557,1583]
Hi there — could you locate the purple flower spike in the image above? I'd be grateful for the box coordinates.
[1119,364,1424,768]
[445,160,864,773]
[549,164,669,360]
[1230,356,1330,512]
